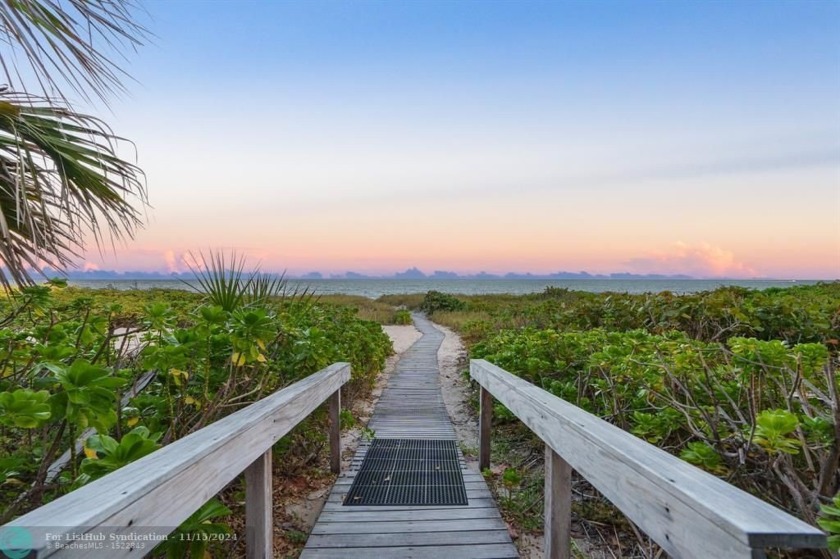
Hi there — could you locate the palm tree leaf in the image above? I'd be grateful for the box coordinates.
[0,93,145,287]
[0,0,147,103]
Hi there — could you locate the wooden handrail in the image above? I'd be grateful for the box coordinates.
[2,362,351,559]
[471,359,826,559]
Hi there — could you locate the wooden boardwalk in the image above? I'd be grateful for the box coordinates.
[301,315,518,559]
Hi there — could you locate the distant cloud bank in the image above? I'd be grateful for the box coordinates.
[55,265,765,282]
[624,242,757,278]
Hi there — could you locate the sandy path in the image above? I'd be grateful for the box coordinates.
[434,322,479,466]
[383,324,424,355]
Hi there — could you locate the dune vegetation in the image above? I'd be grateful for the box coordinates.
[405,283,840,555]
[0,265,393,556]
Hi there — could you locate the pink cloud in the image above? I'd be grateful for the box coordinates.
[161,250,207,274]
[624,242,758,278]
[163,250,179,274]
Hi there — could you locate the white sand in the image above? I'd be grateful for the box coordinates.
[434,322,480,464]
[383,324,423,355]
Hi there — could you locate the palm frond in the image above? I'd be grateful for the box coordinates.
[183,250,318,313]
[0,92,146,287]
[0,0,148,103]
[183,251,250,313]
[248,271,317,308]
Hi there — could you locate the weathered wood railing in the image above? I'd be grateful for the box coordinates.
[2,362,351,559]
[471,359,827,559]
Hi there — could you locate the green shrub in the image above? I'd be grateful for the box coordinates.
[471,323,839,526]
[392,309,412,325]
[419,290,466,314]
[0,280,392,523]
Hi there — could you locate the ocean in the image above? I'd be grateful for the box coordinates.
[64,278,820,299]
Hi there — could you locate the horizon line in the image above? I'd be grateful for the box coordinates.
[45,267,836,282]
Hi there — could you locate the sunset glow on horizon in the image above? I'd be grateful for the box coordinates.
[75,1,838,280]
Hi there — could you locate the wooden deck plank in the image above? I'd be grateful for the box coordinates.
[333,479,489,489]
[311,518,509,535]
[304,530,513,548]
[303,314,517,559]
[327,489,493,503]
[316,508,501,522]
[300,543,519,559]
[320,498,498,512]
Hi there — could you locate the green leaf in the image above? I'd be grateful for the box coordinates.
[80,428,160,481]
[819,493,840,551]
[753,409,801,455]
[52,360,125,431]
[0,389,52,428]
[680,441,724,473]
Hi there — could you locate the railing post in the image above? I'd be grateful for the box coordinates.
[544,445,571,559]
[329,389,341,474]
[245,449,273,559]
[479,386,492,472]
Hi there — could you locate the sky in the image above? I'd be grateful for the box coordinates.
[70,0,839,278]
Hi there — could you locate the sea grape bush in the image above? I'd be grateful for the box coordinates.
[464,282,840,541]
[473,326,838,523]
[0,282,391,526]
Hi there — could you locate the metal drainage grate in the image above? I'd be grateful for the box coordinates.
[343,439,468,506]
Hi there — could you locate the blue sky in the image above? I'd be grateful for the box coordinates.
[76,0,840,278]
